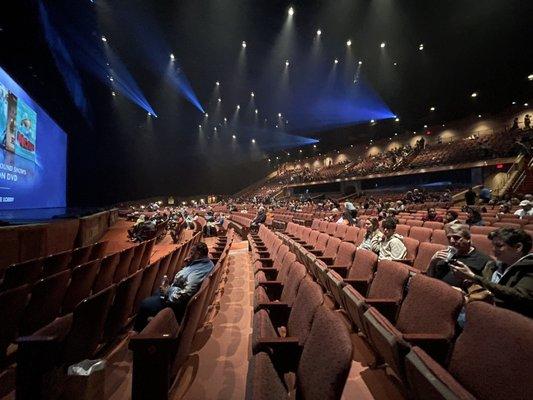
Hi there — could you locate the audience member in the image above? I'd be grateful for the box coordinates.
[465,188,477,206]
[465,208,484,226]
[358,218,382,252]
[514,200,533,219]
[422,207,443,222]
[251,206,267,227]
[427,224,492,287]
[376,217,407,261]
[443,210,460,225]
[134,242,214,331]
[478,186,492,204]
[452,228,533,318]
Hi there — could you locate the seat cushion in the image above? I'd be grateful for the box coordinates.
[246,352,288,400]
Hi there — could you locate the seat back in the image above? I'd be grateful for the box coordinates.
[140,238,156,268]
[92,253,120,293]
[406,219,424,227]
[347,248,378,282]
[279,262,307,306]
[133,261,161,313]
[334,224,348,239]
[277,251,297,284]
[310,219,320,230]
[403,237,420,260]
[62,259,102,314]
[104,269,144,340]
[114,247,135,282]
[152,252,173,294]
[396,274,463,337]
[447,302,533,400]
[322,237,341,259]
[318,221,328,233]
[409,227,433,243]
[470,225,497,235]
[90,241,108,260]
[287,278,324,346]
[355,228,367,246]
[129,241,147,274]
[431,229,448,245]
[334,241,356,267]
[70,244,94,268]
[19,270,71,335]
[42,251,72,277]
[412,242,447,273]
[326,222,337,236]
[343,226,359,243]
[395,224,411,238]
[471,234,494,257]
[63,285,115,365]
[297,306,352,400]
[0,284,30,361]
[307,230,320,246]
[423,221,444,230]
[367,260,410,302]
[2,258,43,290]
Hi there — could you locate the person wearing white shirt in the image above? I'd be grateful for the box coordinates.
[514,200,533,219]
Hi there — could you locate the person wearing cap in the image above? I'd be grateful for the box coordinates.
[514,200,533,219]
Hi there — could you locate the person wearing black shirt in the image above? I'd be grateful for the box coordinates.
[428,224,492,287]
[465,188,477,206]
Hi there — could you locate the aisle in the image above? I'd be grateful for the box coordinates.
[172,240,253,399]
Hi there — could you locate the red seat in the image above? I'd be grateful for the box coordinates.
[403,237,420,262]
[333,224,348,240]
[0,284,30,364]
[325,222,338,236]
[113,247,135,283]
[129,241,147,274]
[470,225,498,235]
[133,261,161,314]
[92,253,120,293]
[405,302,533,400]
[395,224,411,237]
[343,226,360,243]
[42,250,72,277]
[422,221,444,230]
[431,229,448,245]
[1,258,43,290]
[406,219,424,227]
[492,221,521,229]
[412,242,447,273]
[471,234,494,257]
[409,227,433,243]
[364,274,463,377]
[62,259,102,314]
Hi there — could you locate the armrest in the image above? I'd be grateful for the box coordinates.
[255,268,279,279]
[402,258,414,266]
[257,281,283,299]
[255,258,274,268]
[308,249,323,256]
[402,333,453,364]
[343,278,369,294]
[129,335,179,351]
[366,298,401,323]
[329,265,350,277]
[261,337,303,371]
[316,257,334,265]
[254,302,292,326]
[302,244,314,249]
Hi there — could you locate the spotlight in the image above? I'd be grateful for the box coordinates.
[236,105,240,110]
[358,60,363,65]
[218,98,221,102]
[232,134,236,139]
[109,77,114,82]
[395,117,400,122]
[346,39,352,47]
[111,91,116,97]
[471,92,478,98]
[268,159,271,162]
[205,113,208,117]
[380,42,386,48]
[242,41,247,48]
[288,7,294,16]
[170,53,175,60]
[313,144,317,148]
[147,112,151,117]
[512,101,516,105]
[299,149,303,153]
[316,29,322,36]
[224,117,227,122]
[278,113,282,117]
[275,125,279,128]
[419,43,424,51]
[424,124,428,128]
[287,152,290,156]
[525,103,529,107]
[101,36,107,42]
[430,106,436,111]
[334,59,339,64]
[255,109,258,114]
[198,125,202,128]
[285,60,290,67]
[251,138,256,143]
[478,114,482,118]
[528,74,533,81]
[215,81,220,86]
[251,92,255,97]
[393,62,398,66]
[370,119,375,123]
[214,127,217,132]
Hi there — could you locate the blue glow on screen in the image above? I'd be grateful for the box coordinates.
[0,67,67,209]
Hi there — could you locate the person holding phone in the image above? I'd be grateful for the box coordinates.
[427,224,492,287]
[451,228,533,318]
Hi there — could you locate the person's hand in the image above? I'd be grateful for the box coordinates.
[433,250,451,261]
[159,286,169,296]
[450,261,476,280]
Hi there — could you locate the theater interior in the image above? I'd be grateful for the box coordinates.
[0,1,532,399]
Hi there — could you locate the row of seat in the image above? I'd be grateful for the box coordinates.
[275,227,533,400]
[13,232,203,399]
[129,231,236,400]
[246,225,353,399]
[0,240,109,292]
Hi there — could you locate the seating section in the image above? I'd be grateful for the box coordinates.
[13,232,204,398]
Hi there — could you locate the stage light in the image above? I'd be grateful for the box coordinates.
[285,60,290,67]
[109,77,114,82]
[442,124,445,127]
[424,124,428,128]
[101,36,107,42]
[528,74,533,81]
[288,7,294,16]
[313,144,317,148]
[358,60,363,65]
[334,59,339,64]
[419,43,424,51]
[255,109,258,114]
[287,152,290,156]
[147,112,151,116]
[170,53,175,60]
[430,106,436,111]
[232,134,236,139]
[471,92,478,98]
[275,125,279,128]
[198,125,202,128]
[111,91,116,96]
[512,101,516,105]
[236,105,240,110]
[316,29,322,36]
[218,98,221,102]
[205,113,208,117]
[214,127,217,132]
[346,39,352,47]
[276,156,279,159]
[278,113,282,117]
[242,41,247,48]
[394,132,398,136]
[370,119,375,123]
[299,149,303,153]
[224,117,227,122]
[393,62,398,66]
[395,117,400,122]
[380,42,386,48]
[215,81,220,86]
[525,103,529,107]
[478,114,482,118]
[268,159,271,162]
[251,92,255,97]
[251,138,256,143]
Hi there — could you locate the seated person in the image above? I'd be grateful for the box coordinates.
[443,210,460,226]
[422,207,443,222]
[376,218,407,261]
[337,210,355,226]
[251,207,266,226]
[133,243,214,332]
[465,207,484,226]
[427,224,492,287]
[358,218,382,252]
[514,200,533,219]
[452,228,533,318]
